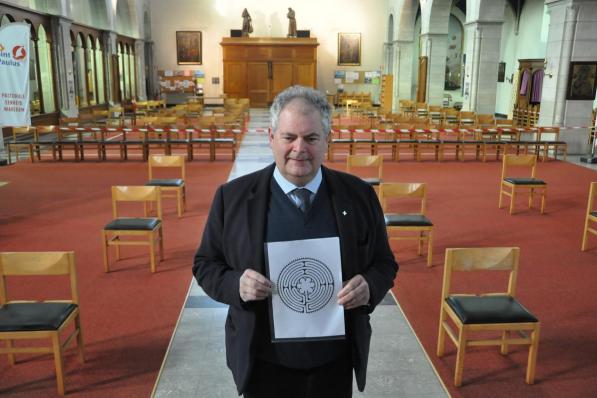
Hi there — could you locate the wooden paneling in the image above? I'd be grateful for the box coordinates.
[221,38,318,106]
[247,62,270,107]
[224,62,247,98]
[293,63,316,88]
[272,63,293,100]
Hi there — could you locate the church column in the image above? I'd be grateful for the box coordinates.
[420,33,448,106]
[50,16,77,117]
[101,31,117,104]
[135,39,147,101]
[394,40,414,104]
[539,0,597,155]
[462,20,503,113]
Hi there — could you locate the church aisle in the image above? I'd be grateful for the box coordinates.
[152,108,448,398]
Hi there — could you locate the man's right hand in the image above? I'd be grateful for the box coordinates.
[239,269,273,302]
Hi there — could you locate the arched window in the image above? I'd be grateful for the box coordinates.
[85,35,96,105]
[118,42,126,100]
[0,13,15,25]
[71,31,87,107]
[95,37,105,104]
[1,7,57,117]
[129,46,136,100]
[37,24,56,113]
[123,44,131,100]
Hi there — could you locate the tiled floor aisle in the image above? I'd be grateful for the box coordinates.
[152,109,449,397]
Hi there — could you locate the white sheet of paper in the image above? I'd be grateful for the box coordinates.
[266,237,345,340]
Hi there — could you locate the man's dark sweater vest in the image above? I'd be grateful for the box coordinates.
[257,177,347,369]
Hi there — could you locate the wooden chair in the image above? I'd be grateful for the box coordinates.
[146,155,186,217]
[101,186,164,273]
[416,102,429,119]
[0,251,85,395]
[327,128,353,162]
[581,182,597,251]
[379,182,433,266]
[346,155,383,193]
[476,114,496,128]
[6,126,36,163]
[428,106,444,126]
[213,128,237,160]
[34,125,58,161]
[443,108,460,127]
[399,99,416,117]
[373,129,397,160]
[499,154,547,215]
[459,111,476,127]
[437,247,540,387]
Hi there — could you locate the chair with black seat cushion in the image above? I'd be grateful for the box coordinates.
[327,127,353,162]
[380,182,433,266]
[437,247,540,387]
[101,186,164,273]
[499,154,547,215]
[581,182,597,251]
[146,155,186,217]
[0,251,85,395]
[346,155,383,193]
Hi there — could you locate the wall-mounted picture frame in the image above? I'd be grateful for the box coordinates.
[338,33,361,66]
[566,61,597,100]
[176,31,202,65]
[497,62,506,83]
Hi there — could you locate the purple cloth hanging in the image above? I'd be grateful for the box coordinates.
[531,69,544,103]
[519,69,530,96]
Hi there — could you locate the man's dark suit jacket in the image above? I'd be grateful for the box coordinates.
[193,163,398,395]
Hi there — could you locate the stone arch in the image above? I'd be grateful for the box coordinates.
[115,0,138,38]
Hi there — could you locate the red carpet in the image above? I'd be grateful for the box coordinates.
[2,158,597,397]
[0,160,232,397]
[326,159,597,398]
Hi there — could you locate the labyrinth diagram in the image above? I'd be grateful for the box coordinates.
[277,257,335,313]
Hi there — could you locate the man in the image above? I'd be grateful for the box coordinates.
[193,85,398,397]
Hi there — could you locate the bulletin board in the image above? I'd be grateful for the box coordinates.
[158,69,205,94]
[333,70,381,85]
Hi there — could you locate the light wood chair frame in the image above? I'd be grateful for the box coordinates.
[0,251,85,395]
[380,182,433,266]
[581,182,597,251]
[6,126,36,163]
[147,155,186,217]
[499,154,547,215]
[101,186,164,273]
[346,155,383,194]
[437,247,540,387]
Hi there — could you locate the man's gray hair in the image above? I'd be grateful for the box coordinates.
[270,85,333,136]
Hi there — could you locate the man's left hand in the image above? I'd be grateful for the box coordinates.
[337,274,369,310]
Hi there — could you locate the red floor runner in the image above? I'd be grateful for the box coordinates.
[0,160,232,397]
[327,159,597,398]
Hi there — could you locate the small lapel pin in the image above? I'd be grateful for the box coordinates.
[342,210,348,216]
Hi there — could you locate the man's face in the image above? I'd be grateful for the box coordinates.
[269,98,328,187]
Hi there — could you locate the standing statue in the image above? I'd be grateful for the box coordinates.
[287,7,297,38]
[241,8,253,37]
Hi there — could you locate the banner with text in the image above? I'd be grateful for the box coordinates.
[0,23,31,127]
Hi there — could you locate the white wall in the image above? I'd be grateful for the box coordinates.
[495,0,547,116]
[149,0,388,99]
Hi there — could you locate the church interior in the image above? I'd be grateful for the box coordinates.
[1,0,597,397]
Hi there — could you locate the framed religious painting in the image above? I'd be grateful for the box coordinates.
[566,61,597,100]
[176,31,202,65]
[338,33,361,66]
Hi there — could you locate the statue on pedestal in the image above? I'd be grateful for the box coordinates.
[241,8,253,37]
[287,8,297,38]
